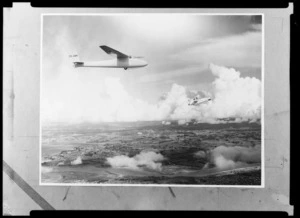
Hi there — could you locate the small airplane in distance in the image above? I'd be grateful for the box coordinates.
[188,96,212,106]
[69,45,148,70]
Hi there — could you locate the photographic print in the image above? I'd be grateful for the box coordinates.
[40,14,263,186]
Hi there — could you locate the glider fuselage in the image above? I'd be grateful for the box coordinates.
[74,58,147,69]
[70,45,148,70]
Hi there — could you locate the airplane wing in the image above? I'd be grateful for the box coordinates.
[100,45,129,59]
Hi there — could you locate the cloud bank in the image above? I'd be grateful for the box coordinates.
[106,151,165,171]
[42,63,261,124]
[155,63,261,123]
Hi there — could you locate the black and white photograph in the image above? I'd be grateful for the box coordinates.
[40,14,263,186]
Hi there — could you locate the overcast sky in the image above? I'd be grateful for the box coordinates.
[42,14,262,117]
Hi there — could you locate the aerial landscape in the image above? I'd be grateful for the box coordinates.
[41,121,261,185]
[41,14,262,186]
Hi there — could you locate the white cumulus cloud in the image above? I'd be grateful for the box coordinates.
[208,145,261,169]
[42,64,261,124]
[71,156,83,165]
[106,151,165,171]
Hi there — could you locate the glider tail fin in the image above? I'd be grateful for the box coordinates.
[68,54,83,67]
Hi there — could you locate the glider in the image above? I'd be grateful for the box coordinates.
[69,45,147,70]
[188,96,212,106]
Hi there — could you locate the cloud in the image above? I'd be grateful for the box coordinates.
[164,64,261,123]
[214,155,237,169]
[204,64,261,120]
[162,121,171,125]
[42,63,261,123]
[208,145,261,169]
[194,150,206,158]
[71,156,83,165]
[116,15,201,46]
[138,66,207,84]
[250,24,262,31]
[171,31,262,69]
[41,18,261,124]
[41,166,53,173]
[178,120,188,125]
[106,151,165,171]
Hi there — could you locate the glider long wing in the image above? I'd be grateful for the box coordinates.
[100,45,129,59]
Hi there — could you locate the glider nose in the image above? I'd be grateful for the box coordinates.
[137,59,148,67]
[131,59,148,68]
[141,60,148,67]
